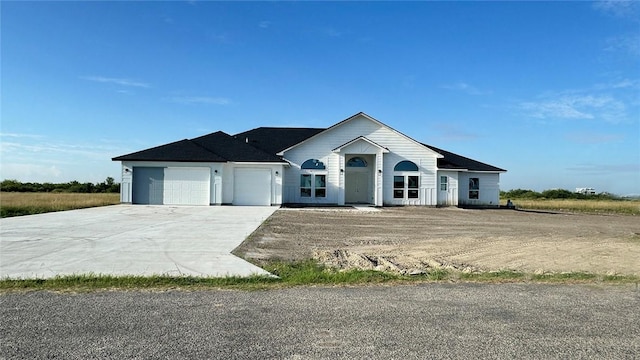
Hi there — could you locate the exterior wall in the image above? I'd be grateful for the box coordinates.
[282,114,441,205]
[220,163,284,205]
[437,170,459,206]
[457,172,501,207]
[120,161,224,205]
[121,161,283,205]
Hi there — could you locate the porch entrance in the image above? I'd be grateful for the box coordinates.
[345,155,374,204]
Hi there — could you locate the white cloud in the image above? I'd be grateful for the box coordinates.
[0,135,132,183]
[0,163,63,181]
[81,75,151,88]
[0,132,44,139]
[441,82,491,95]
[566,163,640,175]
[321,27,341,37]
[564,131,624,144]
[259,21,271,29]
[519,91,630,123]
[169,96,231,105]
[593,0,640,19]
[597,78,640,89]
[210,33,231,44]
[604,34,640,57]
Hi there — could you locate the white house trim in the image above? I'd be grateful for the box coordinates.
[114,112,505,207]
[332,136,390,153]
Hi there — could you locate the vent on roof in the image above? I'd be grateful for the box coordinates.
[245,137,248,143]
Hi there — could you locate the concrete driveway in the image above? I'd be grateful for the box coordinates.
[0,205,278,279]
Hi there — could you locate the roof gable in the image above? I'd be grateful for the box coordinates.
[332,136,390,153]
[276,112,441,158]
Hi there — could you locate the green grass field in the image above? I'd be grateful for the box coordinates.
[0,192,120,218]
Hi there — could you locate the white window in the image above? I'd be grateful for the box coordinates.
[393,161,419,200]
[469,177,479,199]
[300,159,327,199]
[300,174,326,198]
[440,176,448,191]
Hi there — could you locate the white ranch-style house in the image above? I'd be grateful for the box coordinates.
[113,112,506,207]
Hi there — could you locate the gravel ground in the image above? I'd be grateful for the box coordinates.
[234,207,640,275]
[2,284,638,359]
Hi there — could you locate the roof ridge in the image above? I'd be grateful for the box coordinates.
[190,136,230,161]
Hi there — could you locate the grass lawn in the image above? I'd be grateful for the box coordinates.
[0,192,120,218]
[1,261,637,292]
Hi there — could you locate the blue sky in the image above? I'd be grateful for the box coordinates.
[2,1,639,195]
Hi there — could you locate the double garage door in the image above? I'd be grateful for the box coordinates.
[132,167,210,205]
[132,167,272,206]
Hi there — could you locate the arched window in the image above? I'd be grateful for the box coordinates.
[393,160,419,199]
[300,159,326,199]
[346,157,367,167]
[301,159,326,170]
[394,160,418,172]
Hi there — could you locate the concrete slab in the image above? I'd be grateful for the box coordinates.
[0,205,278,279]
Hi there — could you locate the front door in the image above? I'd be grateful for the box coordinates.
[345,171,369,203]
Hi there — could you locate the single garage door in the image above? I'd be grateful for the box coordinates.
[163,167,210,205]
[132,167,164,205]
[132,167,210,205]
[234,168,272,206]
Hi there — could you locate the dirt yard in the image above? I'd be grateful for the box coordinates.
[234,207,640,276]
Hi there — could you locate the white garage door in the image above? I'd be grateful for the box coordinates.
[163,167,210,206]
[234,168,272,206]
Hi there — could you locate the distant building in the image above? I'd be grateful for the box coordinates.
[576,187,596,195]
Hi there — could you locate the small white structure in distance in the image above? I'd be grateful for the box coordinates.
[575,187,596,195]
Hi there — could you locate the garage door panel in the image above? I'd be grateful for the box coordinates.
[164,168,210,205]
[132,167,164,205]
[234,168,271,206]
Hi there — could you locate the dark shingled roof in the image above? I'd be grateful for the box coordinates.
[233,127,325,154]
[113,126,505,172]
[112,131,285,163]
[236,128,505,172]
[112,139,226,162]
[191,132,284,162]
[422,144,506,172]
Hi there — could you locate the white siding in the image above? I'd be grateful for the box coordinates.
[282,114,440,205]
[457,172,501,207]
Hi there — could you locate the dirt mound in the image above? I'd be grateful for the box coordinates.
[313,249,477,275]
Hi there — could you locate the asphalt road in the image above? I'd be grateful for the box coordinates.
[2,283,639,359]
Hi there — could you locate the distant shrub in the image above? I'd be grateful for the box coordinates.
[501,188,621,201]
[0,177,120,194]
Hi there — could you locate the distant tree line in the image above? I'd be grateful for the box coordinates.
[0,177,120,193]
[500,188,622,200]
